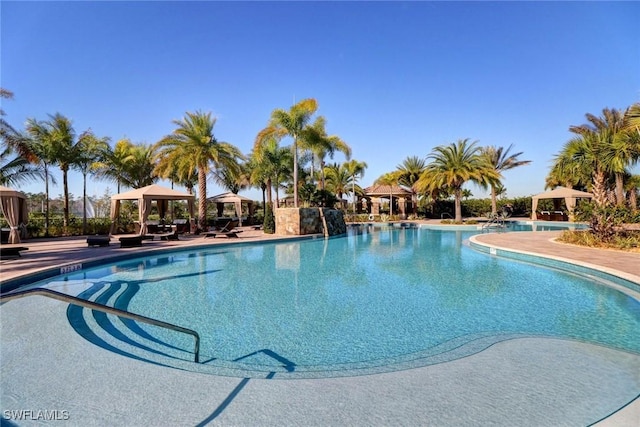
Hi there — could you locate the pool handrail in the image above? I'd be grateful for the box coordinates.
[0,288,201,363]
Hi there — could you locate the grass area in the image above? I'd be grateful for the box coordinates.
[558,229,640,252]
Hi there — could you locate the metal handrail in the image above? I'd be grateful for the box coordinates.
[482,215,504,230]
[0,288,200,363]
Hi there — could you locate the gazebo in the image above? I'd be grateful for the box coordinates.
[110,184,195,235]
[0,185,29,244]
[207,192,255,226]
[531,186,593,221]
[363,184,413,217]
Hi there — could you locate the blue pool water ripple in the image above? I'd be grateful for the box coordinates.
[54,227,640,375]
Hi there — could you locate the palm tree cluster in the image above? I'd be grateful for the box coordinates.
[548,104,640,237]
[1,92,359,233]
[253,98,355,209]
[375,139,531,222]
[4,84,636,235]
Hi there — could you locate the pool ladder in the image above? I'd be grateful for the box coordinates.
[482,215,506,232]
[0,288,201,363]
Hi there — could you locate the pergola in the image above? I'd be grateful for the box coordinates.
[0,185,29,244]
[531,186,593,220]
[110,184,195,235]
[207,192,255,226]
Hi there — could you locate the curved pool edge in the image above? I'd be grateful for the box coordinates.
[468,234,640,426]
[2,295,638,426]
[0,233,321,295]
[468,235,640,298]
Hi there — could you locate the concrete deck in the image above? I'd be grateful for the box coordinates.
[1,225,639,426]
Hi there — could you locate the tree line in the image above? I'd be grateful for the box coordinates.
[2,86,638,236]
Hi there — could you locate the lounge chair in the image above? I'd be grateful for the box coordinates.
[160,230,179,241]
[203,220,242,238]
[0,246,28,259]
[119,235,143,248]
[87,235,111,247]
[204,229,243,238]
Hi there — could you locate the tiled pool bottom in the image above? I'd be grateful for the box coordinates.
[2,296,638,426]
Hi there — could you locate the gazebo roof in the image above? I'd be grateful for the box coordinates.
[207,192,254,203]
[531,186,593,200]
[364,184,412,197]
[0,185,27,199]
[111,184,194,201]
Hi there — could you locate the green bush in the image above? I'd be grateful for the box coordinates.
[264,203,275,234]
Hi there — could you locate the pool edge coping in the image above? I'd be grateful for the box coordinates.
[468,234,640,300]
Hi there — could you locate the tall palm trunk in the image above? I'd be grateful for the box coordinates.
[352,179,356,214]
[198,168,207,230]
[591,168,615,239]
[82,171,88,234]
[630,188,638,210]
[293,137,299,208]
[592,168,608,208]
[44,163,50,237]
[261,182,267,217]
[62,167,70,234]
[490,185,498,215]
[266,178,273,206]
[615,173,625,206]
[454,188,463,222]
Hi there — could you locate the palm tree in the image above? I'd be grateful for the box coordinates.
[246,151,270,216]
[301,116,351,189]
[343,159,367,213]
[94,138,136,193]
[74,130,110,234]
[256,98,318,207]
[395,156,426,215]
[120,143,158,189]
[570,107,635,206]
[481,144,531,215]
[625,174,640,210]
[26,113,80,233]
[554,131,613,209]
[1,89,38,163]
[0,145,44,186]
[375,172,401,216]
[324,163,351,200]
[211,160,249,194]
[154,141,198,194]
[25,117,62,236]
[416,139,497,222]
[156,111,242,230]
[252,131,295,208]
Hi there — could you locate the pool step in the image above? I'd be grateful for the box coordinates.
[67,283,200,366]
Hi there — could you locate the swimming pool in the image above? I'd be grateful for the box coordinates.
[26,225,640,379]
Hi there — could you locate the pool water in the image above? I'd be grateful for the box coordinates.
[38,226,640,376]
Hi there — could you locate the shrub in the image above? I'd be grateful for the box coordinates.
[263,203,275,234]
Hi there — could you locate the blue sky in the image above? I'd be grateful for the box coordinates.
[2,1,639,202]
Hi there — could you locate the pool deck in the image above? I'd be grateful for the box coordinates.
[1,224,639,426]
